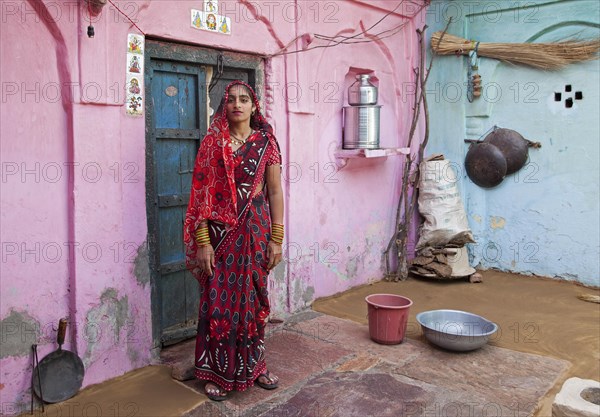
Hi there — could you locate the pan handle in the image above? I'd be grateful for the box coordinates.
[57,318,68,348]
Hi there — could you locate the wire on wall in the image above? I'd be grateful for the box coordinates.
[106,0,146,36]
[266,0,430,58]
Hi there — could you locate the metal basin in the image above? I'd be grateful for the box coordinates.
[416,309,498,352]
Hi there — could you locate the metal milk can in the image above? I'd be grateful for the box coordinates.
[348,74,378,105]
[343,74,381,149]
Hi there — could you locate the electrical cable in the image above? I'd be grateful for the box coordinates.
[106,0,146,35]
[267,1,428,57]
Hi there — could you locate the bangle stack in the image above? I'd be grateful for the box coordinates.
[271,223,284,245]
[195,226,211,247]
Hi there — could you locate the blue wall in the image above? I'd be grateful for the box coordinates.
[425,0,599,287]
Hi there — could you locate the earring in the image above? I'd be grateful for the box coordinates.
[251,111,256,116]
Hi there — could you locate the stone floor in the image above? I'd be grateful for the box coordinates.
[179,312,568,417]
[22,270,599,417]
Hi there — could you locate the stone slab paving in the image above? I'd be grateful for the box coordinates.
[183,319,355,416]
[258,371,435,417]
[296,315,570,416]
[288,313,424,365]
[181,313,569,417]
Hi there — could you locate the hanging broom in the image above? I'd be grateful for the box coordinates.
[431,32,600,70]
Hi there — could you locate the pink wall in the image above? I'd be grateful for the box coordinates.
[0,0,427,411]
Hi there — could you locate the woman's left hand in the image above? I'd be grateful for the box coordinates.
[266,240,282,270]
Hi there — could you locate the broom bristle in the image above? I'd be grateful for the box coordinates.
[431,31,600,70]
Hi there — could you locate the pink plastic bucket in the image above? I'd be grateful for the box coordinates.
[365,294,413,345]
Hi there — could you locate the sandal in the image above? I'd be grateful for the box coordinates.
[204,382,228,401]
[256,370,279,390]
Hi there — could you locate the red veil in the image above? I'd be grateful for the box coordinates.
[184,81,279,279]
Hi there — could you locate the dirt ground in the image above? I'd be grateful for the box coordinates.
[312,269,600,416]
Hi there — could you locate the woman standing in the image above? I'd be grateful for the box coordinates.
[184,81,284,401]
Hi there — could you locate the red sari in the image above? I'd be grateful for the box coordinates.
[184,81,281,392]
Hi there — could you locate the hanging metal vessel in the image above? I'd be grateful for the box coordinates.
[483,128,541,175]
[348,74,378,105]
[464,142,507,188]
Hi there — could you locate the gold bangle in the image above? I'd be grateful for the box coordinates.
[270,223,284,244]
[195,226,210,246]
[195,227,209,236]
[270,233,284,244]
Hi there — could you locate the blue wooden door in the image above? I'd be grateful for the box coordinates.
[149,59,206,345]
[145,40,259,347]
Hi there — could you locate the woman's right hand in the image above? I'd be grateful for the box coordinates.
[196,244,215,276]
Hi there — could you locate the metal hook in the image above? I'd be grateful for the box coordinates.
[208,53,225,93]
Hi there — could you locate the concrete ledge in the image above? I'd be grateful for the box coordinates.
[553,377,600,417]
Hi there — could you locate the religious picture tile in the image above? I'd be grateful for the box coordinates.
[204,12,218,32]
[127,53,143,75]
[204,0,218,14]
[126,94,143,116]
[218,15,231,35]
[127,75,142,96]
[191,9,205,30]
[127,33,144,55]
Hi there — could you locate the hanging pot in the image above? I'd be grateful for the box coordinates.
[464,142,507,188]
[483,128,541,175]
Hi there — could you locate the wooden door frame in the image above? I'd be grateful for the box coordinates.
[144,39,264,348]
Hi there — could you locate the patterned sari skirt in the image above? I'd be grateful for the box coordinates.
[194,191,272,392]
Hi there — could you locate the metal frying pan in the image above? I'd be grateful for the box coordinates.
[33,319,85,403]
